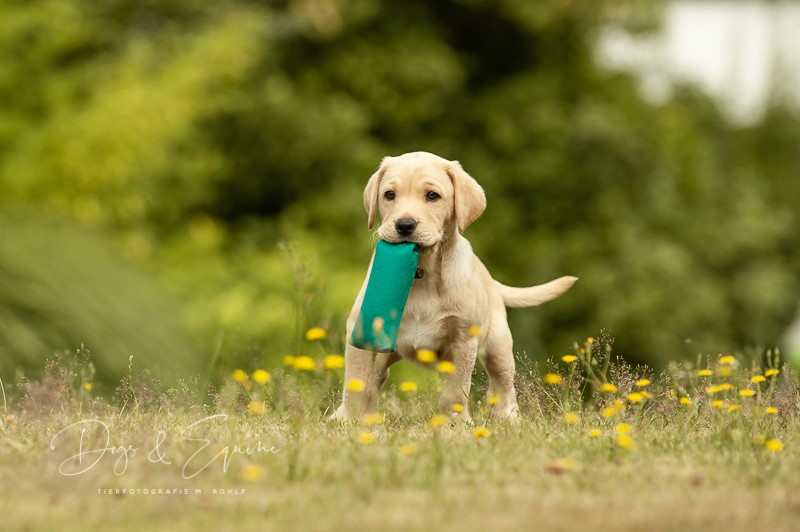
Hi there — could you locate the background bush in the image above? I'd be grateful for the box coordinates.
[1,0,798,384]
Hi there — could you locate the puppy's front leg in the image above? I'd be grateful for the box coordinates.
[331,344,385,420]
[438,338,478,422]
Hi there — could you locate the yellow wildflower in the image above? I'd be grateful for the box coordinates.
[357,432,375,445]
[640,391,653,399]
[719,355,736,365]
[765,407,778,415]
[282,355,296,366]
[428,414,449,430]
[83,382,93,391]
[601,407,619,418]
[679,397,692,406]
[399,443,418,456]
[416,349,437,363]
[765,439,783,452]
[562,355,578,364]
[452,404,464,413]
[635,379,651,387]
[467,325,482,337]
[242,464,264,482]
[586,337,595,345]
[600,383,618,393]
[323,354,345,369]
[437,361,456,374]
[711,400,725,409]
[544,373,563,385]
[563,412,581,425]
[293,355,316,371]
[718,367,733,377]
[488,394,501,406]
[346,379,365,392]
[232,369,248,382]
[473,427,492,439]
[615,423,632,434]
[362,413,385,425]
[252,369,271,385]
[696,369,713,377]
[751,375,766,384]
[765,369,780,377]
[727,405,742,412]
[588,429,603,438]
[616,434,636,451]
[248,401,266,415]
[399,381,418,393]
[305,327,327,341]
[627,392,644,403]
[739,389,756,398]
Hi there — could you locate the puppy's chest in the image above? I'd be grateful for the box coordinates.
[395,286,453,355]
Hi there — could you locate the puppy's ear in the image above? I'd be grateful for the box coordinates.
[363,158,390,229]
[446,161,487,232]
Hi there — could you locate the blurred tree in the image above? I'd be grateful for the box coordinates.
[1,0,798,374]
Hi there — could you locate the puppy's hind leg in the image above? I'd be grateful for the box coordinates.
[482,317,520,421]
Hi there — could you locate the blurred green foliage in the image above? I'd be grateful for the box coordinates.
[1,0,799,383]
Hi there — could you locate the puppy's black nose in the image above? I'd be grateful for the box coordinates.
[395,218,417,236]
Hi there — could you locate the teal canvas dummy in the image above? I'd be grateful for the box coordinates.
[350,240,420,352]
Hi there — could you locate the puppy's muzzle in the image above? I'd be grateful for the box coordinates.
[395,218,417,237]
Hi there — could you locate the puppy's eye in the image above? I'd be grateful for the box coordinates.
[426,191,440,202]
[384,190,395,200]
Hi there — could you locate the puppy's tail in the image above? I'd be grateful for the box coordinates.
[496,276,578,308]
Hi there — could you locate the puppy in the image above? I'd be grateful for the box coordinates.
[333,152,576,421]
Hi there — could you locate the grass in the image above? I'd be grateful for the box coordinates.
[2,334,800,531]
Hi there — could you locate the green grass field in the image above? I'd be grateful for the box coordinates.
[2,337,799,531]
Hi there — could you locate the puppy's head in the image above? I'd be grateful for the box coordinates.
[363,152,486,247]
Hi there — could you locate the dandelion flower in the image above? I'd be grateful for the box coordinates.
[416,349,437,363]
[615,423,632,434]
[467,325,482,337]
[640,391,653,399]
[719,355,736,365]
[588,429,603,438]
[232,369,248,382]
[765,439,783,452]
[562,355,578,364]
[696,369,713,377]
[751,375,766,384]
[346,379,365,392]
[600,383,618,393]
[399,381,418,393]
[83,382,93,391]
[252,369,271,384]
[627,392,644,403]
[242,464,264,482]
[563,412,581,425]
[739,389,756,398]
[305,327,327,341]
[248,401,266,415]
[601,407,619,418]
[473,427,492,439]
[452,404,464,413]
[544,373,563,385]
[765,407,778,415]
[282,355,296,366]
[710,400,725,409]
[357,432,375,445]
[323,355,345,369]
[635,379,651,387]
[586,337,595,345]
[362,413,385,425]
[679,397,692,406]
[616,434,635,451]
[727,405,742,413]
[765,369,780,378]
[428,414,449,430]
[718,367,733,377]
[399,443,418,456]
[293,355,316,371]
[488,394,501,406]
[437,361,456,374]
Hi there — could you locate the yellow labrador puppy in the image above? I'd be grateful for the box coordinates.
[333,151,576,421]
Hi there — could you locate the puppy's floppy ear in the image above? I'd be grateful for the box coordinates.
[363,157,391,229]
[446,160,487,232]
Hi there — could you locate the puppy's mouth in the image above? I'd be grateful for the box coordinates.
[377,227,440,248]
